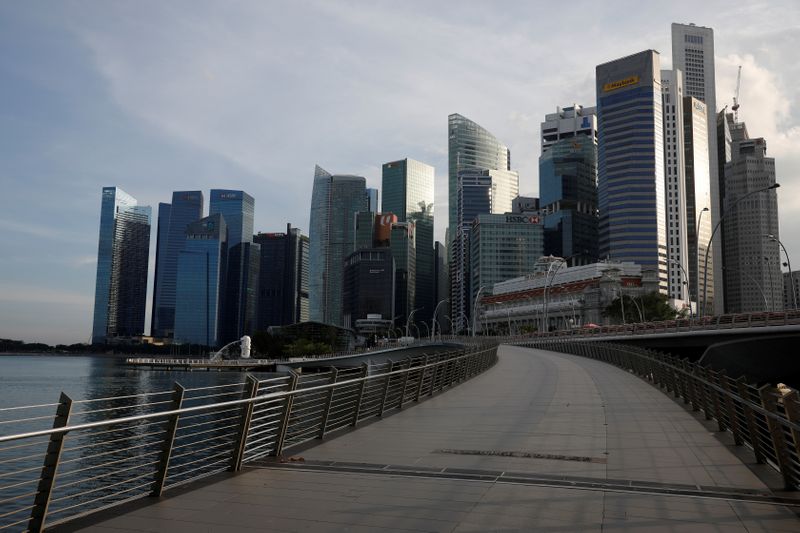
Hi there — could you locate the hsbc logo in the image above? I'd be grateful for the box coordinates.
[505,215,540,224]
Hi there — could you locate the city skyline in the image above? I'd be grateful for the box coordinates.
[2,2,799,343]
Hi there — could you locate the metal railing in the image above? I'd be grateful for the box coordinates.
[0,343,498,532]
[518,338,800,490]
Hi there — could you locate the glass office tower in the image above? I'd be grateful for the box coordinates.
[209,190,254,248]
[390,222,416,328]
[309,165,368,326]
[174,214,227,347]
[254,224,310,329]
[151,191,203,338]
[91,187,151,343]
[596,50,668,293]
[382,158,435,323]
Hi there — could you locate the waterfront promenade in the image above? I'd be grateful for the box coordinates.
[70,345,800,532]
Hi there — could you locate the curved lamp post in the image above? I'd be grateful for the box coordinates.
[703,183,779,316]
[766,233,796,310]
[764,256,775,312]
[695,206,709,319]
[405,308,422,338]
[667,258,693,318]
[472,286,487,338]
[430,298,449,341]
[543,258,567,331]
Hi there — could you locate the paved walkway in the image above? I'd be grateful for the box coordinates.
[74,346,800,532]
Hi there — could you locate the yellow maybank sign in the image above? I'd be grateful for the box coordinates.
[603,75,639,92]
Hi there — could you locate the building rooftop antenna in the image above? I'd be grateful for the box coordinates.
[732,65,742,122]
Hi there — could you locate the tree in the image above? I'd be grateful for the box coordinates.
[603,291,678,324]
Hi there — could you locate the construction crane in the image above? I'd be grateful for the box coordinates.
[732,65,742,122]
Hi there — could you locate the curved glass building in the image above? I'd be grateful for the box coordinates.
[309,165,367,326]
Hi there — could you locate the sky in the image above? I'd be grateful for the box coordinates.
[1,0,799,344]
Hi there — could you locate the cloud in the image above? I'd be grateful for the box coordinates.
[0,283,93,306]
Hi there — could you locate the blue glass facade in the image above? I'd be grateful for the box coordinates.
[91,187,151,343]
[209,190,254,248]
[596,50,667,292]
[309,166,367,326]
[151,191,204,338]
[174,214,227,347]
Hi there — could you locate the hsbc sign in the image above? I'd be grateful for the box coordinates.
[505,215,540,224]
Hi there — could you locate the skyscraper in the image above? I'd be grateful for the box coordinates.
[660,70,690,305]
[433,241,449,333]
[342,248,395,331]
[209,190,254,248]
[382,158,435,323]
[91,187,151,343]
[722,135,782,313]
[254,224,310,329]
[672,22,721,312]
[539,105,598,267]
[390,222,416,327]
[151,191,204,338]
[684,96,713,311]
[309,165,368,326]
[174,214,227,347]
[596,50,668,293]
[366,188,379,213]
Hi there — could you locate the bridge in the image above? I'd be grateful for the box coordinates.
[2,337,800,532]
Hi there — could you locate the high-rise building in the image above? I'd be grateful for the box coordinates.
[382,158,435,323]
[470,212,544,311]
[596,50,668,293]
[722,135,782,313]
[354,211,376,251]
[309,165,368,326]
[253,224,309,329]
[366,188,379,213]
[513,196,539,214]
[539,105,598,267]
[448,113,511,240]
[342,248,395,330]
[783,271,799,312]
[91,187,151,343]
[209,190,254,248]
[390,222,416,326]
[660,70,690,304]
[151,191,203,338]
[173,214,227,347]
[684,96,713,311]
[433,241,449,333]
[672,22,721,312]
[540,105,598,154]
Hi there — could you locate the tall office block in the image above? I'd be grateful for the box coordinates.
[390,222,416,326]
[354,211,376,251]
[366,188,379,213]
[209,190,254,247]
[539,105,598,267]
[783,271,800,312]
[541,104,598,154]
[684,96,713,310]
[151,191,203,338]
[448,114,511,240]
[660,70,690,304]
[722,135,782,313]
[433,241,449,332]
[309,165,368,326]
[174,214,227,347]
[382,158,435,322]
[91,187,151,343]
[596,50,668,293]
[470,213,544,313]
[672,22,721,312]
[254,224,309,329]
[342,248,395,330]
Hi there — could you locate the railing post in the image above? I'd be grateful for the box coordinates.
[378,361,396,417]
[718,371,742,446]
[351,363,369,427]
[152,383,186,493]
[273,371,299,457]
[28,393,73,533]
[430,356,441,396]
[737,377,765,464]
[229,376,258,472]
[318,367,339,440]
[397,358,412,409]
[758,385,795,489]
[415,356,429,402]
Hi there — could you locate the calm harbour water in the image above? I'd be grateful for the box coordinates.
[0,354,248,410]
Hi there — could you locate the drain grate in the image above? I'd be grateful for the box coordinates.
[434,448,607,464]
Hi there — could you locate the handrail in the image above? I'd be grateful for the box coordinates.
[517,338,800,491]
[0,342,498,532]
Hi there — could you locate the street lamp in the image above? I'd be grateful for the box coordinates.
[667,258,693,318]
[543,258,567,331]
[472,286,487,337]
[702,183,780,316]
[765,234,796,310]
[764,256,775,312]
[695,207,709,319]
[431,299,449,341]
[405,308,422,338]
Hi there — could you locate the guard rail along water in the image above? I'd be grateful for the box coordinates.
[0,342,498,532]
[517,338,800,491]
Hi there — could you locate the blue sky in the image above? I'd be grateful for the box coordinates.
[1,1,798,344]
